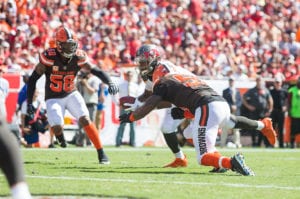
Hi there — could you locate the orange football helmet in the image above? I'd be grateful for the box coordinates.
[55,26,78,58]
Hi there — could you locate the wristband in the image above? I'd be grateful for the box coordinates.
[129,113,136,122]
[184,110,194,119]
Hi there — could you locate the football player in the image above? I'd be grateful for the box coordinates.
[119,45,277,176]
[124,44,197,168]
[0,116,32,199]
[26,26,119,164]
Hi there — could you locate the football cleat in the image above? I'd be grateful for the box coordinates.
[261,118,276,145]
[231,153,255,176]
[98,149,110,165]
[60,141,67,148]
[209,167,228,173]
[163,155,188,168]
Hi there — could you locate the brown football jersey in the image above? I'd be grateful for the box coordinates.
[153,74,224,114]
[39,48,87,100]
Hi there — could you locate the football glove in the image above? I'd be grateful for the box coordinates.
[108,82,119,95]
[119,111,133,123]
[124,99,144,111]
[171,107,185,120]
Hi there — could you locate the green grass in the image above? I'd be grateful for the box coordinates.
[0,147,299,199]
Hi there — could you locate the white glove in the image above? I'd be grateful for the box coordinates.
[124,99,144,111]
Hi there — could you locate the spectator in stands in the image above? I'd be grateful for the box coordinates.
[20,89,48,148]
[0,67,9,118]
[73,70,100,147]
[287,76,300,148]
[221,76,242,148]
[270,76,288,148]
[116,71,139,147]
[1,0,300,81]
[95,82,108,131]
[242,76,274,147]
[16,72,30,112]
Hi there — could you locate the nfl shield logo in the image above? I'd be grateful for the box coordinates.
[53,66,59,71]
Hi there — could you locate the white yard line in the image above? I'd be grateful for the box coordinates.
[26,175,300,191]
[23,147,300,153]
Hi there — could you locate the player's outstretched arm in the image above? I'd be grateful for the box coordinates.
[119,95,162,123]
[89,66,119,95]
[27,63,44,105]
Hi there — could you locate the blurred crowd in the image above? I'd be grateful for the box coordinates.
[1,0,300,81]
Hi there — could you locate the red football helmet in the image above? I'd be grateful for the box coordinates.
[55,26,78,58]
[135,44,161,79]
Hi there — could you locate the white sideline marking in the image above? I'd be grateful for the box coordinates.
[23,147,300,153]
[26,175,300,191]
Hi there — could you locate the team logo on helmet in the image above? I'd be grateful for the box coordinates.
[135,44,161,79]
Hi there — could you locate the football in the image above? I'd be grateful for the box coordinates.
[119,96,136,109]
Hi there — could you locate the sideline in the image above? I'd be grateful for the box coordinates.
[22,147,300,153]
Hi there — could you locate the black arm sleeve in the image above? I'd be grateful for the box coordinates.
[27,70,42,104]
[90,67,112,85]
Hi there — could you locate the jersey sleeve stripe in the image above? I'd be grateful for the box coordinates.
[78,59,87,66]
[39,53,54,66]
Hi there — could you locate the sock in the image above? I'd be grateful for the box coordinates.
[256,121,264,130]
[175,151,185,159]
[201,152,231,169]
[84,123,102,149]
[163,133,180,153]
[11,182,32,199]
[220,157,232,169]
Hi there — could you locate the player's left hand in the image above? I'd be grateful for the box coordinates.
[108,82,119,95]
[119,112,133,123]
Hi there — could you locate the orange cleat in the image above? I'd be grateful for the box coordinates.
[163,155,188,168]
[261,118,277,145]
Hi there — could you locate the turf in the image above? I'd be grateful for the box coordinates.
[0,147,299,199]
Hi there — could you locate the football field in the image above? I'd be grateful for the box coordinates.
[0,147,299,199]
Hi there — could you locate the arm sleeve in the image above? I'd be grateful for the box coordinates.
[153,82,167,98]
[90,67,112,85]
[27,70,42,104]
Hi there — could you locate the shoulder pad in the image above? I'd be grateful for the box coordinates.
[76,50,88,66]
[39,48,56,66]
[152,64,170,83]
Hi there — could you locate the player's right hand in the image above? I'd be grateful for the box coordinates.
[108,82,119,95]
[171,107,184,120]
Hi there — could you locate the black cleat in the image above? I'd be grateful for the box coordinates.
[60,141,67,148]
[48,143,55,148]
[97,149,110,164]
[231,153,255,176]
